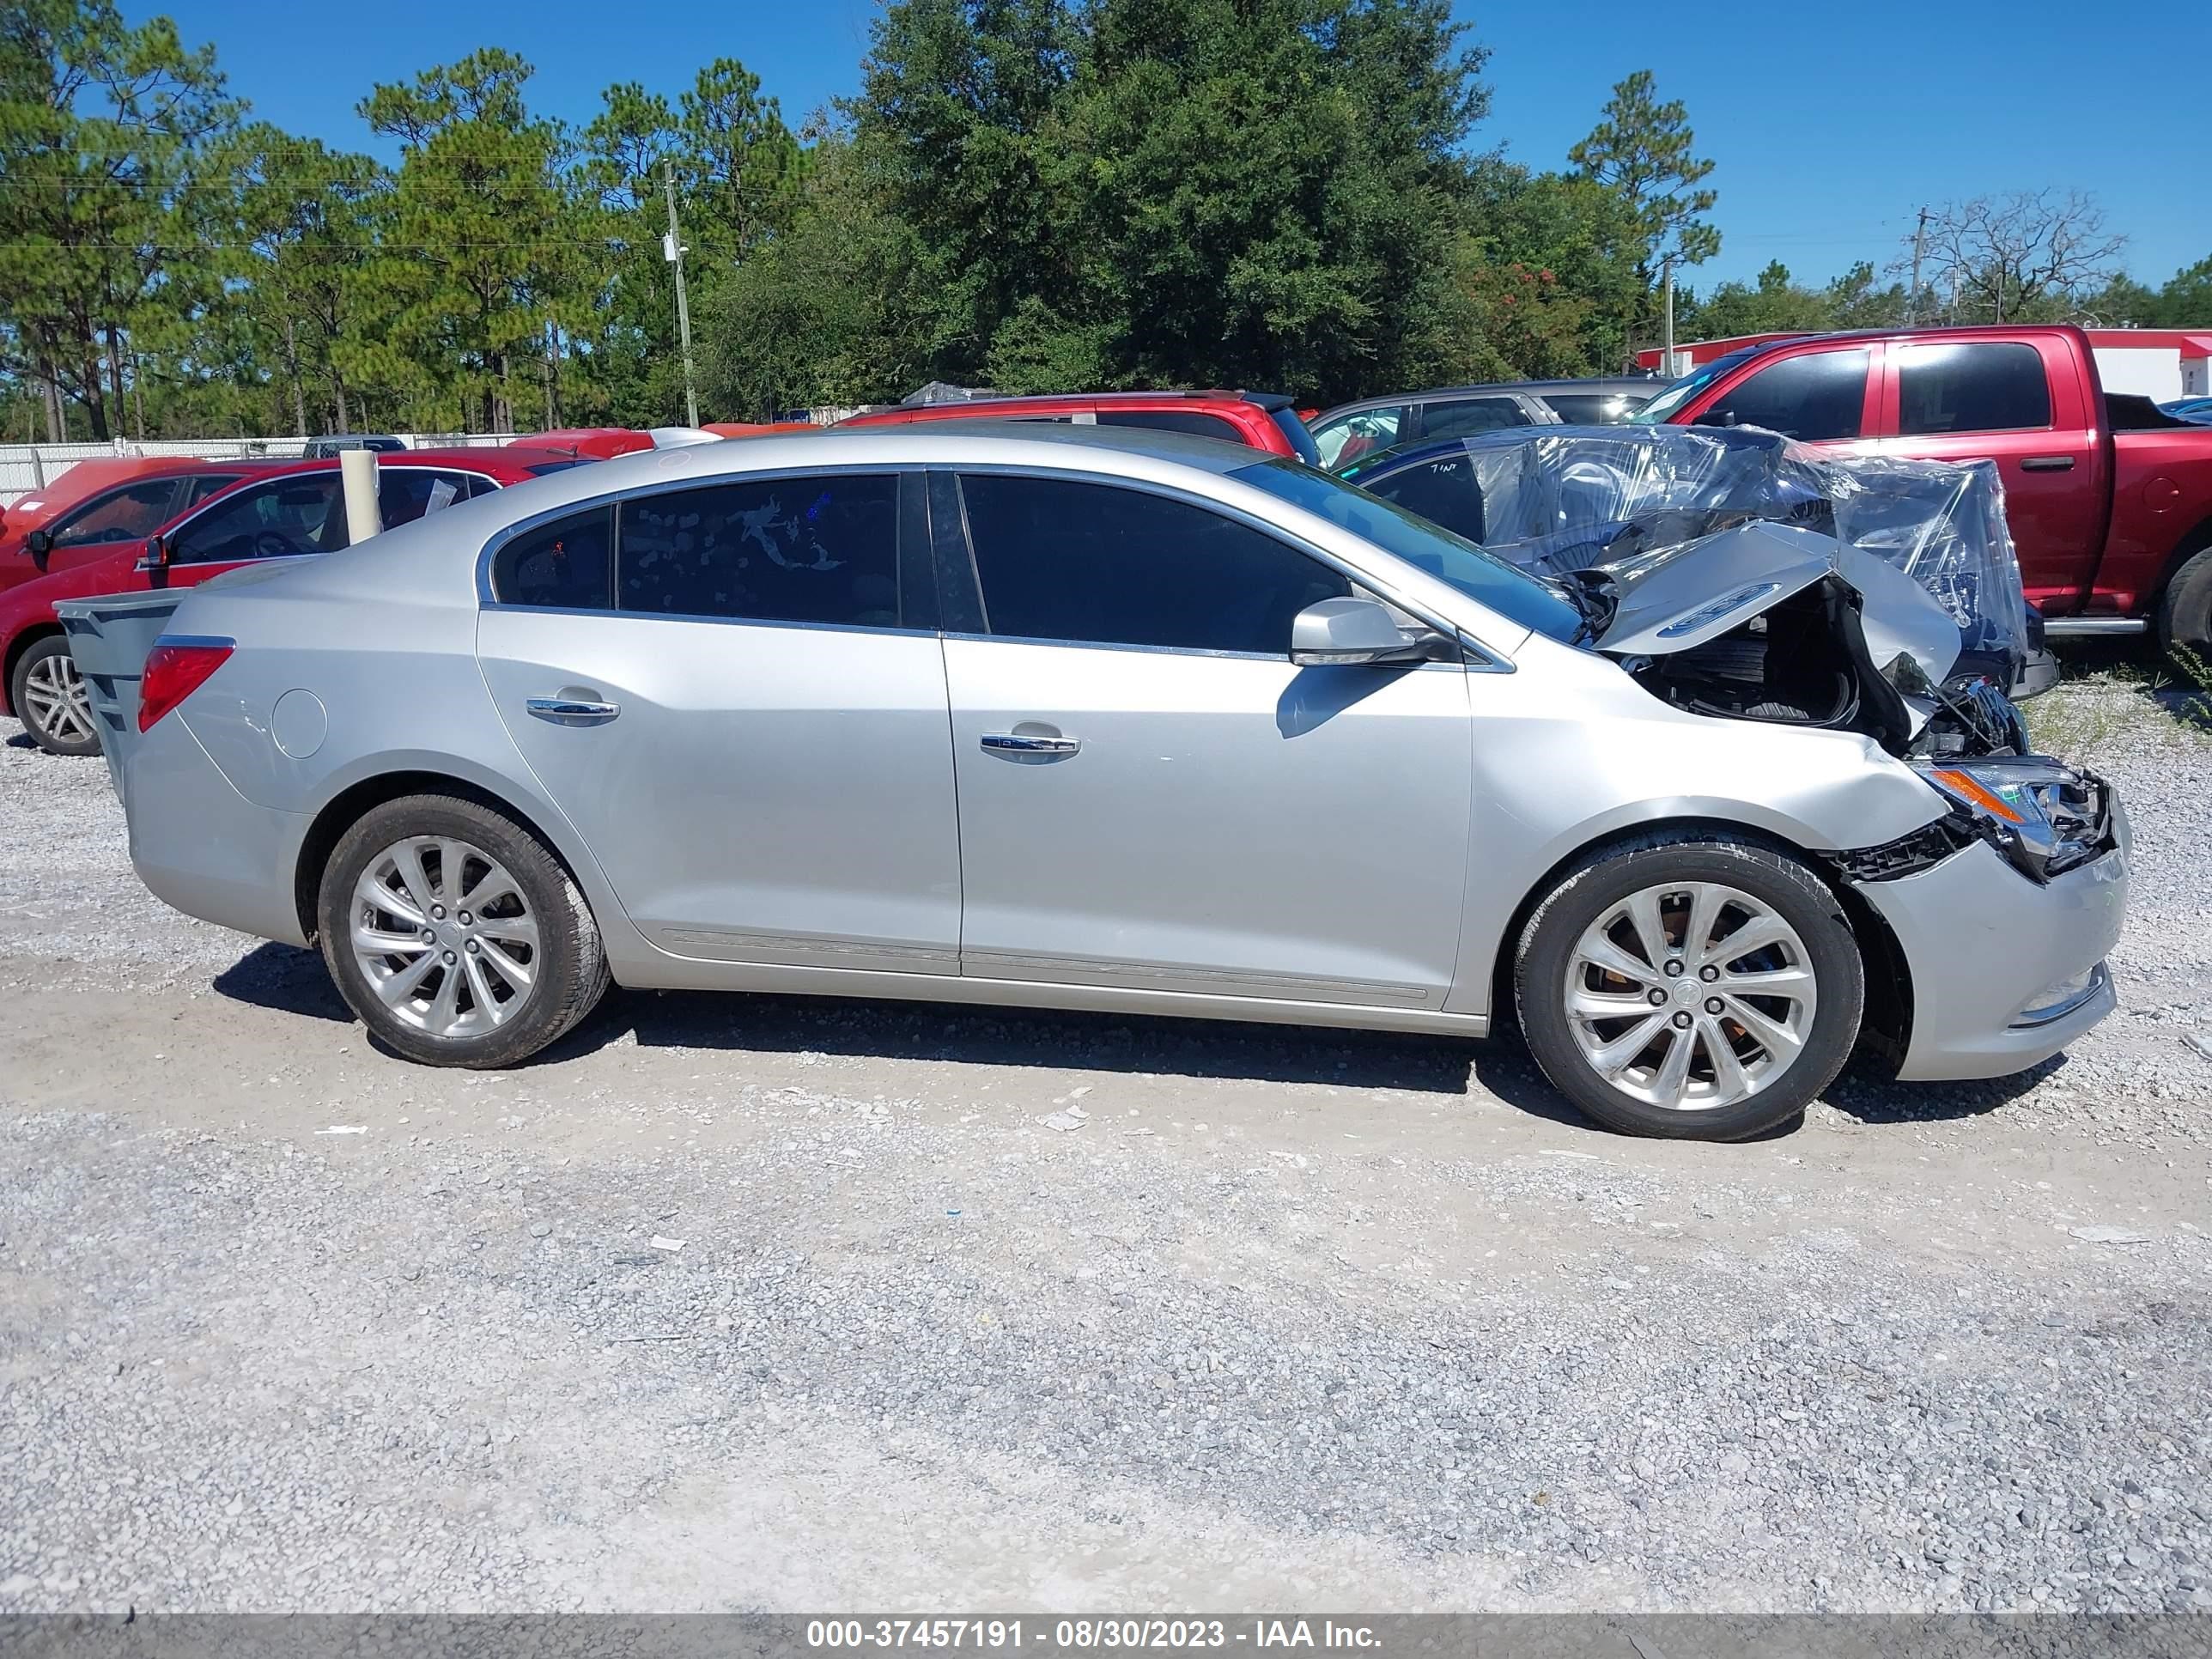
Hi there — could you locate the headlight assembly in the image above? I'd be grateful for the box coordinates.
[1913,757,2113,882]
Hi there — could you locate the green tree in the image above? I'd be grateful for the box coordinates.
[1419,163,1645,379]
[697,136,942,418]
[1569,70,1717,343]
[0,0,238,439]
[579,58,803,424]
[357,49,584,431]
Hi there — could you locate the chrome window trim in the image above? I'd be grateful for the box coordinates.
[938,460,1516,672]
[477,602,933,643]
[476,464,910,622]
[936,628,1465,671]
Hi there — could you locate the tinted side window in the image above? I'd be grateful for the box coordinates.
[50,480,180,549]
[1703,349,1869,441]
[1364,458,1486,544]
[1095,409,1243,442]
[1896,343,2052,435]
[958,475,1349,655]
[1420,397,1534,440]
[491,507,613,610]
[617,474,899,627]
[170,477,348,564]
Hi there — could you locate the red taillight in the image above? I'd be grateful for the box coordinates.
[137,638,234,732]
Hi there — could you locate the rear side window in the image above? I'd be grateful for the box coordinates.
[378,470,473,529]
[169,477,348,564]
[1895,343,2052,435]
[1702,349,1869,441]
[491,507,612,610]
[1543,392,1645,424]
[1095,409,1243,442]
[617,474,899,628]
[957,475,1348,655]
[1419,397,1533,440]
[185,474,242,506]
[1313,406,1404,469]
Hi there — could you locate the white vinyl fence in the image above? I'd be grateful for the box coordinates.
[0,433,519,507]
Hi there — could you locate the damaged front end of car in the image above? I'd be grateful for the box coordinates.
[1583,517,2030,763]
[1576,514,2122,888]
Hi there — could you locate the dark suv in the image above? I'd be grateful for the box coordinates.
[1310,376,1664,470]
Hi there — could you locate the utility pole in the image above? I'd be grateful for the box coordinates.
[1660,253,1677,376]
[662,160,701,428]
[1907,205,1929,325]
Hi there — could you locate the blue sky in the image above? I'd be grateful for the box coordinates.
[143,0,2210,298]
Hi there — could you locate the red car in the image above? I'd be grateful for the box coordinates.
[0,459,283,595]
[2,449,555,756]
[838,391,1323,465]
[1638,325,2212,648]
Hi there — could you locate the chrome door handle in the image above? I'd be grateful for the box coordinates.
[981,732,1080,755]
[526,696,620,726]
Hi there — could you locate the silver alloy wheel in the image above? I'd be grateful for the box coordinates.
[21,652,94,748]
[1563,880,1818,1113]
[350,836,541,1038]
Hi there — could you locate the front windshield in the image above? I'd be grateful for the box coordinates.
[1628,347,1764,425]
[1232,457,1584,644]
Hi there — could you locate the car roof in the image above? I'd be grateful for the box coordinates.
[849,389,1291,419]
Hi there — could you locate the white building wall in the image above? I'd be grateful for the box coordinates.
[2090,347,2185,402]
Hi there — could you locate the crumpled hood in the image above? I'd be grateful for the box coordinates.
[1592,520,1963,691]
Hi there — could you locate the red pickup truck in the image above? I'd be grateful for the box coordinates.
[1635,325,2212,651]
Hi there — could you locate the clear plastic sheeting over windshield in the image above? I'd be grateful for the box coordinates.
[1341,425,2031,677]
[1231,457,1586,645]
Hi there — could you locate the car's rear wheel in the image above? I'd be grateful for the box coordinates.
[11,635,100,757]
[317,793,609,1067]
[1513,836,1864,1140]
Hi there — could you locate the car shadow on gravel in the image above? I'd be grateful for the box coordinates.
[213,942,352,1022]
[1823,1053,2066,1124]
[562,985,1483,1095]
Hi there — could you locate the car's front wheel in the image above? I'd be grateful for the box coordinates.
[317,793,609,1067]
[10,635,100,757]
[1513,835,1864,1139]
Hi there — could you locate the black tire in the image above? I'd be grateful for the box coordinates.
[2155,543,2212,660]
[1512,834,1865,1140]
[9,635,100,757]
[316,793,609,1067]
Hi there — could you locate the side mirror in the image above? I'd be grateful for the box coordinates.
[137,532,169,573]
[1289,596,1436,667]
[24,528,52,571]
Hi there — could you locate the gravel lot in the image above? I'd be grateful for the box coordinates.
[3,673,2209,1616]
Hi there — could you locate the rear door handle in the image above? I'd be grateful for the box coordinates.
[526,696,620,726]
[2020,455,2076,472]
[981,732,1080,755]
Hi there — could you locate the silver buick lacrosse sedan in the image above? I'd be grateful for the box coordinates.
[86,425,2127,1139]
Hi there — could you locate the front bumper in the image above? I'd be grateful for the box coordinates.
[1850,810,2130,1082]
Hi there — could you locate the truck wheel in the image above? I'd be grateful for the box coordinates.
[9,635,101,757]
[316,793,610,1068]
[1512,835,1864,1140]
[2156,544,2212,661]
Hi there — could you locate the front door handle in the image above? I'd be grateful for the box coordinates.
[981,732,1080,756]
[2020,455,2076,472]
[526,696,620,726]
